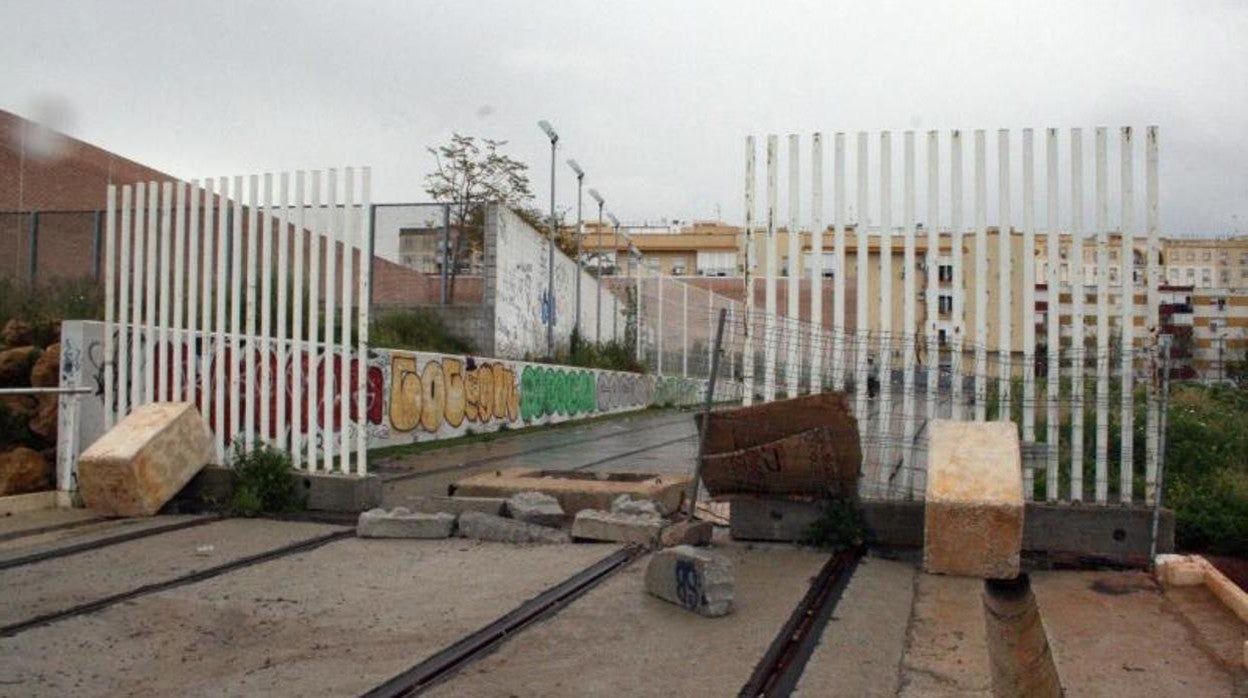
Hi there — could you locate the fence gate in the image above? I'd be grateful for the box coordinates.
[69,168,373,486]
[738,128,1163,506]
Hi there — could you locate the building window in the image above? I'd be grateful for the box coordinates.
[1216,297,1227,311]
[670,256,687,275]
[1111,249,1120,262]
[1202,268,1213,287]
[938,264,953,283]
[1204,250,1213,261]
[938,328,948,345]
[938,294,953,315]
[1221,270,1231,285]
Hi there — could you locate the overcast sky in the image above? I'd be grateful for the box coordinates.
[4,0,1246,243]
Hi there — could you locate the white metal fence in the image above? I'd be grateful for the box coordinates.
[730,128,1163,506]
[102,168,373,473]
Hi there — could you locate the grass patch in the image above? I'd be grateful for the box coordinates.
[371,309,474,354]
[541,329,644,373]
[0,276,102,346]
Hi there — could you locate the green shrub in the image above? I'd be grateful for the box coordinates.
[229,445,304,517]
[803,498,866,552]
[371,310,474,354]
[553,328,644,373]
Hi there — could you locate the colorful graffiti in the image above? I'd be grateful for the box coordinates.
[389,355,520,433]
[519,366,597,420]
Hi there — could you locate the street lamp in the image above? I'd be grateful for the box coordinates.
[567,158,584,345]
[588,187,605,343]
[608,212,622,341]
[538,120,558,356]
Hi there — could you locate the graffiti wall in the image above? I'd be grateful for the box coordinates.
[57,320,741,489]
[490,205,630,359]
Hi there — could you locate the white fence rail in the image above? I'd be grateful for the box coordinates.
[736,127,1163,506]
[100,168,372,473]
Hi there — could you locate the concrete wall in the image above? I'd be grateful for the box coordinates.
[56,320,741,490]
[487,205,628,359]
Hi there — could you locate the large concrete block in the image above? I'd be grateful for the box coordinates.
[78,402,214,517]
[924,420,1023,579]
[506,491,566,526]
[357,508,455,539]
[571,509,662,545]
[644,545,734,617]
[457,511,570,544]
[401,495,507,517]
[453,468,688,516]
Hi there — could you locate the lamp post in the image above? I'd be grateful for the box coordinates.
[609,212,622,342]
[538,120,558,356]
[589,188,604,343]
[567,159,584,345]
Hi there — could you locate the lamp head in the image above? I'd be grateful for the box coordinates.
[588,188,604,206]
[538,120,558,142]
[566,159,583,178]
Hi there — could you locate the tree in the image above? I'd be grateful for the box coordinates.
[424,134,532,300]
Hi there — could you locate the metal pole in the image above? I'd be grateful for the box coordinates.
[368,203,377,312]
[441,204,450,305]
[547,138,557,356]
[596,200,603,343]
[575,171,583,344]
[687,307,728,518]
[613,222,620,341]
[1149,335,1173,563]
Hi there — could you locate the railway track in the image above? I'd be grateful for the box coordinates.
[0,515,223,572]
[0,527,353,638]
[361,544,647,697]
[739,547,864,697]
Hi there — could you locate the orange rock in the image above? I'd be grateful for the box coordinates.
[0,446,52,496]
[0,346,38,388]
[29,394,57,443]
[30,342,59,387]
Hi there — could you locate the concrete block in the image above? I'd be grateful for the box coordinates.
[571,509,663,545]
[402,495,507,517]
[453,468,689,517]
[660,519,714,547]
[644,545,734,617]
[611,494,664,518]
[924,420,1023,579]
[506,491,566,526]
[1155,554,1206,587]
[357,507,455,539]
[78,402,213,517]
[457,511,570,544]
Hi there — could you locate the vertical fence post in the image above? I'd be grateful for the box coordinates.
[1022,130,1037,487]
[213,178,228,462]
[950,130,964,421]
[260,174,274,446]
[833,133,847,393]
[926,131,939,421]
[765,135,779,402]
[228,176,244,455]
[291,172,307,469]
[787,134,801,398]
[157,182,172,404]
[1070,129,1086,501]
[186,181,201,410]
[998,130,1013,424]
[322,170,338,473]
[339,168,355,474]
[104,188,118,429]
[276,173,290,456]
[172,182,186,402]
[1094,129,1109,503]
[306,172,322,472]
[144,182,158,407]
[878,131,894,480]
[1145,126,1160,504]
[855,132,869,422]
[687,307,728,519]
[810,132,824,393]
[974,130,987,422]
[634,261,642,365]
[707,290,714,377]
[244,176,259,452]
[743,136,756,405]
[901,131,917,492]
[357,167,373,475]
[1045,129,1060,501]
[131,183,146,412]
[441,203,450,305]
[1119,127,1136,503]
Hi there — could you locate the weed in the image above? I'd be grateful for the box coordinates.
[228,445,305,517]
[803,498,866,552]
